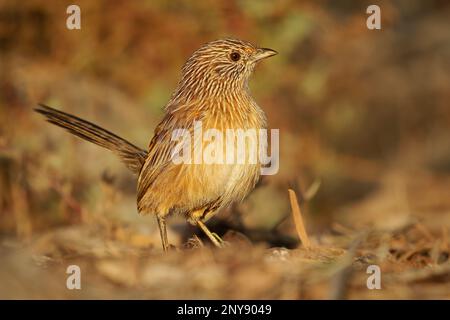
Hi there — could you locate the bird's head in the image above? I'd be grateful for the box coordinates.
[175,38,277,100]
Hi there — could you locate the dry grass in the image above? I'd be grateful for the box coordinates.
[288,189,311,248]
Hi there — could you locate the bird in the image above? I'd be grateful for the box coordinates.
[35,38,277,251]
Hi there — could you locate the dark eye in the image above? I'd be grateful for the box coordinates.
[230,52,241,62]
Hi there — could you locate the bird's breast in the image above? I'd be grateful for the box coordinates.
[189,99,266,207]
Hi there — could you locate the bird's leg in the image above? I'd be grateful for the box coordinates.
[197,220,224,248]
[156,215,169,252]
[201,210,227,246]
[190,209,224,248]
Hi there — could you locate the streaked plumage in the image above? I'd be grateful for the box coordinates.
[35,38,277,250]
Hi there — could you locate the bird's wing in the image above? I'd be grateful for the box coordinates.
[137,106,204,211]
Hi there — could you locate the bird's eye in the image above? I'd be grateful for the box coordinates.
[230,52,241,62]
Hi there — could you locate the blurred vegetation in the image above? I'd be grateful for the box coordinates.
[0,0,449,299]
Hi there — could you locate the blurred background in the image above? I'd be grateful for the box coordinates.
[0,0,449,299]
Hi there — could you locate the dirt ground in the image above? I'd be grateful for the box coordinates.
[1,169,449,299]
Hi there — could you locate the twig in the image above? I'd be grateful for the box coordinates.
[288,189,311,248]
[329,231,369,300]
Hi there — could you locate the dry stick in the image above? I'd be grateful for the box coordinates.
[442,226,449,251]
[329,232,368,300]
[415,223,434,242]
[288,189,311,248]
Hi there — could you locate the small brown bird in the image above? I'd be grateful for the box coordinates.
[35,38,277,251]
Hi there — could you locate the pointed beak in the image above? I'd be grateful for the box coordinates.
[252,47,278,62]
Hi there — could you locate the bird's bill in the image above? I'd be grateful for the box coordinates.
[252,48,278,62]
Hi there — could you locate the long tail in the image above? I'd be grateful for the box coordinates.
[35,104,147,174]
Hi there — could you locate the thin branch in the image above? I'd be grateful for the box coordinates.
[288,188,311,248]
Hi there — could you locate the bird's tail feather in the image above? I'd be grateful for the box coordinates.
[35,104,147,174]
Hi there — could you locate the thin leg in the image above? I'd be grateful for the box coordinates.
[197,220,224,248]
[156,216,169,252]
